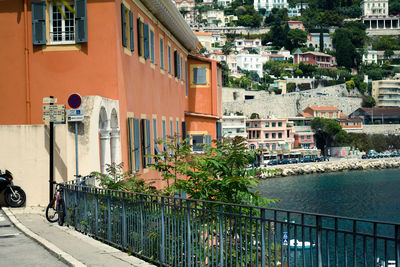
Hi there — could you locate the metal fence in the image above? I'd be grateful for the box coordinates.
[62,183,400,267]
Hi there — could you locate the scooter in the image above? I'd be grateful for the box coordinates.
[0,170,26,207]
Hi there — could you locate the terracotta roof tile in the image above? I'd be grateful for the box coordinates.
[308,106,339,111]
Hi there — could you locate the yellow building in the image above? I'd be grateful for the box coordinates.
[372,74,400,107]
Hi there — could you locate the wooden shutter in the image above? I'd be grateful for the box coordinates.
[75,0,87,43]
[128,118,134,172]
[31,1,46,45]
[205,135,212,146]
[185,61,188,96]
[129,11,134,51]
[216,121,222,141]
[121,4,127,47]
[137,18,141,56]
[180,55,183,81]
[174,51,178,77]
[160,39,164,69]
[144,23,149,59]
[146,119,151,164]
[168,46,171,74]
[150,30,154,63]
[133,118,141,171]
[162,120,168,152]
[193,68,198,84]
[198,68,207,84]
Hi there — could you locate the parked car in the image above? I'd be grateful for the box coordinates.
[278,158,290,165]
[289,158,298,164]
[267,160,279,166]
[316,156,329,162]
[299,157,312,163]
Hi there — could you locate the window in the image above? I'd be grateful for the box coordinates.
[160,38,164,69]
[193,67,207,84]
[249,144,256,151]
[265,122,269,127]
[272,122,276,127]
[127,118,141,172]
[150,29,155,63]
[307,135,311,139]
[32,0,87,45]
[265,133,269,139]
[162,120,168,152]
[153,118,161,156]
[137,18,143,56]
[278,122,282,127]
[301,136,305,140]
[140,119,151,168]
[174,50,180,78]
[278,133,282,138]
[168,45,171,74]
[180,55,183,81]
[192,135,211,152]
[272,133,276,139]
[50,3,75,44]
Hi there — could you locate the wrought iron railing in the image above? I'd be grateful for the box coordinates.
[62,183,400,267]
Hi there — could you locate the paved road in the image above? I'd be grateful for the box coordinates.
[0,209,66,267]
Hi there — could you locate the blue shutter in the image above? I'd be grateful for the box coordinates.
[150,30,154,63]
[205,135,212,146]
[170,120,173,136]
[185,60,188,96]
[168,46,171,74]
[193,68,198,84]
[75,0,87,43]
[129,11,134,51]
[160,39,164,69]
[144,23,149,59]
[137,18,141,56]
[121,4,127,47]
[153,118,157,142]
[180,55,183,81]
[31,1,46,45]
[162,120,168,152]
[182,121,187,143]
[216,121,222,141]
[177,53,180,79]
[133,118,141,171]
[146,119,151,164]
[128,118,134,172]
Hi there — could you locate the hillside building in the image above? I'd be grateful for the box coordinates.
[253,0,289,14]
[222,114,247,139]
[288,20,305,31]
[299,106,343,119]
[236,53,269,77]
[307,33,333,50]
[174,0,196,26]
[293,50,337,69]
[372,75,400,107]
[361,0,388,16]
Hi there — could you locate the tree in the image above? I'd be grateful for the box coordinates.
[299,62,317,77]
[319,32,324,52]
[311,118,348,155]
[333,29,358,68]
[384,49,394,59]
[222,41,235,55]
[287,29,307,50]
[250,113,260,119]
[362,96,376,108]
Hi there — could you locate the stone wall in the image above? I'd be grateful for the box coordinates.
[347,125,400,135]
[223,85,362,118]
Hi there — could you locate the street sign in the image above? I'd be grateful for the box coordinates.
[43,105,65,111]
[67,93,82,109]
[67,115,84,122]
[67,109,84,116]
[283,232,288,246]
[43,114,65,123]
[43,97,57,104]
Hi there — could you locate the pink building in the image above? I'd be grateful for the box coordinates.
[293,49,336,69]
[246,118,295,154]
[294,132,315,149]
[288,20,305,31]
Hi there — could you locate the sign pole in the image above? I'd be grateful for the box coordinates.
[75,121,79,182]
[49,96,54,202]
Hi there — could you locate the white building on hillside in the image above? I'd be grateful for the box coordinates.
[235,38,262,51]
[202,10,226,26]
[236,53,269,77]
[254,0,289,13]
[226,53,239,77]
[222,114,248,139]
[217,0,233,7]
[361,0,388,16]
[288,3,309,17]
[194,32,213,51]
[363,50,378,64]
[174,0,196,26]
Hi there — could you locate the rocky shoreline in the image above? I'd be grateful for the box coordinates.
[259,158,400,179]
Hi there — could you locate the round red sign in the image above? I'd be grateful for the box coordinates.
[68,93,82,109]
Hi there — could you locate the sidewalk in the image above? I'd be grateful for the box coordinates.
[3,207,155,267]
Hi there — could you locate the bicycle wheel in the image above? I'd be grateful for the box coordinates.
[57,199,65,226]
[45,198,58,223]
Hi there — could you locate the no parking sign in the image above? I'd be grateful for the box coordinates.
[67,93,82,109]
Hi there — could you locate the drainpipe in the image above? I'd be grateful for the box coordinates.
[24,0,32,124]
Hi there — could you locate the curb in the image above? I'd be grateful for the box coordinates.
[2,207,86,267]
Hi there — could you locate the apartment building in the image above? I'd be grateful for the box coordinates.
[0,0,221,205]
[361,0,388,16]
[288,20,305,31]
[253,0,289,13]
[236,53,269,77]
[174,0,196,26]
[372,75,400,107]
[234,38,262,51]
[222,114,247,139]
[246,118,295,155]
[307,33,333,50]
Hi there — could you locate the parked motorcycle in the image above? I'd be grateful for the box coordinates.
[0,170,26,207]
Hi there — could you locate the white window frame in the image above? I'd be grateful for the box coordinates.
[49,3,75,45]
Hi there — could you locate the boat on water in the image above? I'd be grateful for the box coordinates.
[289,239,315,249]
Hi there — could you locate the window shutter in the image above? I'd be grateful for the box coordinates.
[193,68,198,84]
[144,23,149,59]
[75,0,87,43]
[150,30,154,63]
[205,135,212,146]
[153,118,157,143]
[174,51,178,77]
[185,60,188,96]
[129,11,134,51]
[216,121,222,141]
[146,119,151,164]
[180,55,183,81]
[137,18,141,56]
[168,46,171,74]
[181,121,187,143]
[128,118,134,172]
[160,39,164,69]
[121,4,127,47]
[198,68,207,84]
[133,118,141,171]
[176,121,179,144]
[162,120,168,152]
[31,1,46,45]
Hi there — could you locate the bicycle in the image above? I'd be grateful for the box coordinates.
[45,184,65,226]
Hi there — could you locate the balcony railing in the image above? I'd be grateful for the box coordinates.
[62,183,400,267]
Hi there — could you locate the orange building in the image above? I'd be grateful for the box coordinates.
[0,0,222,201]
[299,106,343,119]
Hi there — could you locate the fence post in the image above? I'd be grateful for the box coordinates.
[160,197,165,264]
[219,204,224,267]
[107,190,112,242]
[74,185,78,229]
[83,187,87,231]
[140,195,144,250]
[317,215,323,267]
[186,200,191,267]
[261,209,266,267]
[95,188,98,237]
[122,192,127,249]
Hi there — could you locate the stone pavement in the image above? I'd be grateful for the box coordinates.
[2,207,156,267]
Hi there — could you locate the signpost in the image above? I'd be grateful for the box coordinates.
[283,232,288,246]
[67,93,83,181]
